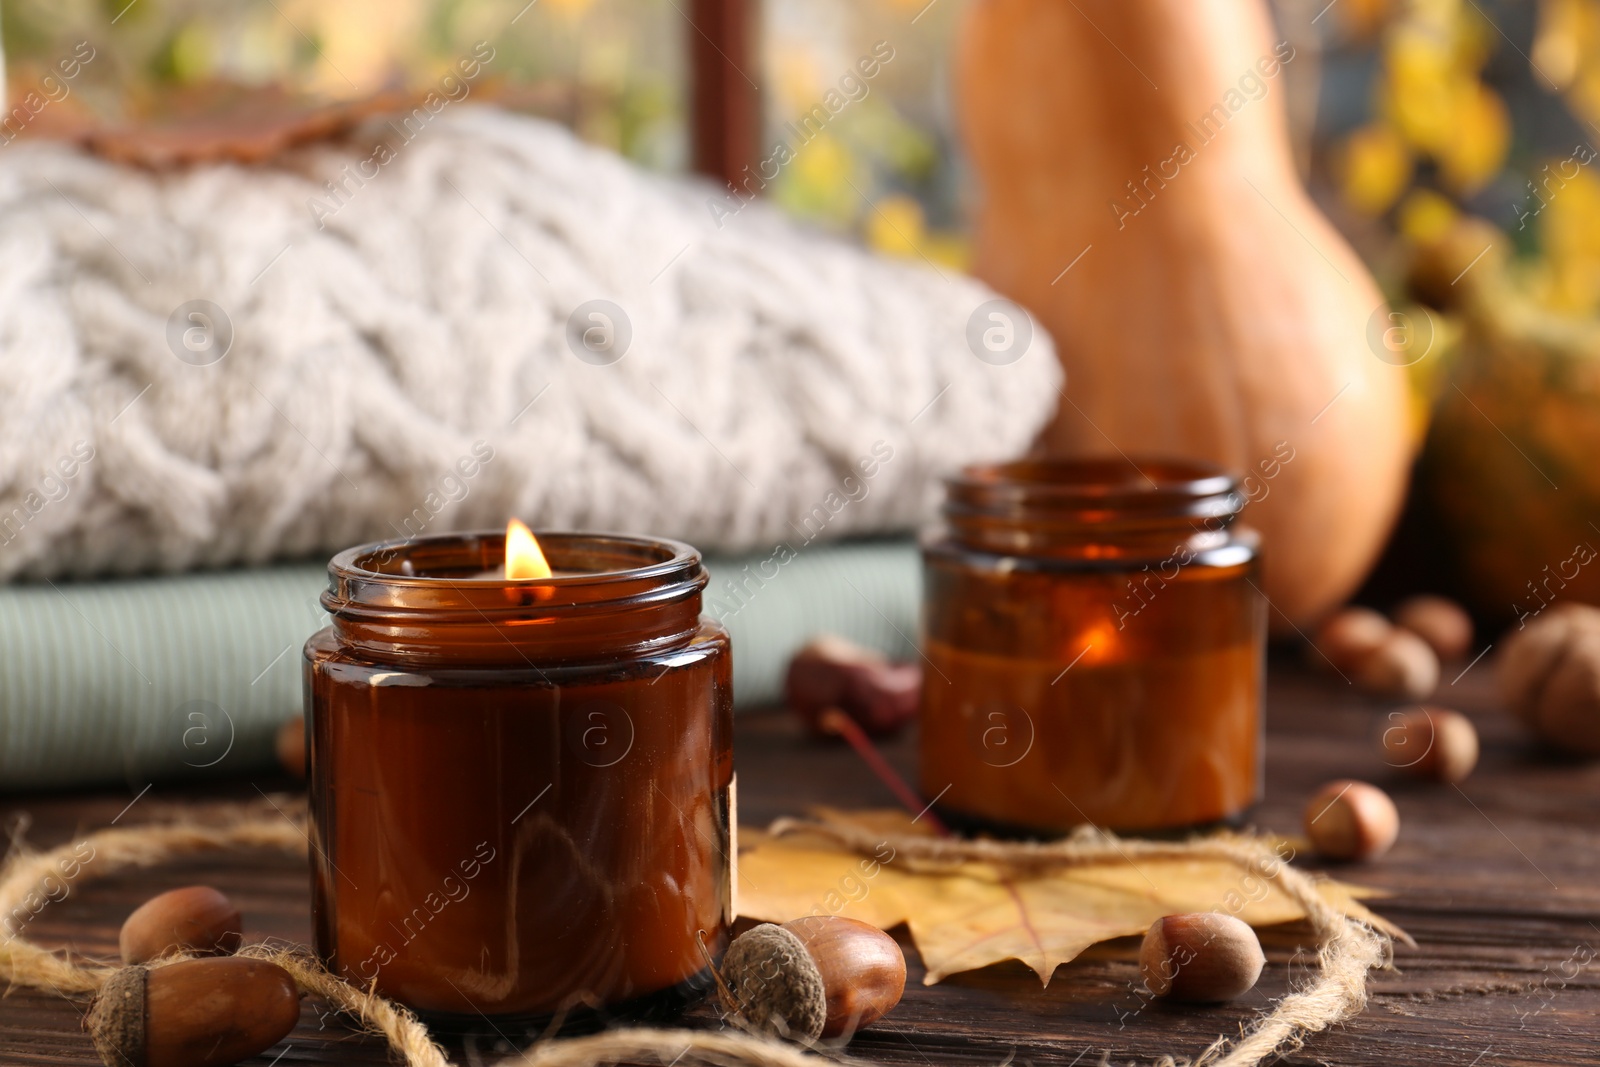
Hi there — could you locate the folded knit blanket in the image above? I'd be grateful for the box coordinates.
[0,540,919,790]
[0,105,1059,581]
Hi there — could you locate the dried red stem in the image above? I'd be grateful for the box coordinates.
[818,708,951,837]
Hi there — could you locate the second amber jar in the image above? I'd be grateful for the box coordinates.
[920,459,1265,834]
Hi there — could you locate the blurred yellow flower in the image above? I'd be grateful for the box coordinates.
[1533,0,1591,88]
[1539,166,1600,313]
[1436,82,1510,193]
[772,131,859,225]
[922,233,970,272]
[864,193,926,257]
[1339,123,1414,215]
[292,0,425,97]
[1398,188,1460,243]
[169,23,213,82]
[1571,64,1600,126]
[861,193,968,269]
[1384,28,1457,153]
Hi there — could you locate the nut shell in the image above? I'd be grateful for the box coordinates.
[1314,607,1393,673]
[1304,779,1399,861]
[86,958,300,1067]
[720,916,906,1040]
[1139,912,1264,1002]
[1499,605,1600,757]
[1536,625,1600,756]
[1380,706,1479,783]
[120,886,243,964]
[1393,595,1474,662]
[782,916,905,1038]
[1353,629,1439,700]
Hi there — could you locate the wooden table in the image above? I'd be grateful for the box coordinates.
[4,660,1598,1066]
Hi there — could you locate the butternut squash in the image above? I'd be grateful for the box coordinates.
[958,0,1413,625]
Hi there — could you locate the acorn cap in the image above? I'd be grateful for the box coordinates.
[720,923,827,1040]
[85,964,148,1067]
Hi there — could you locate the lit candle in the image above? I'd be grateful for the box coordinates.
[305,525,734,1024]
[472,518,554,581]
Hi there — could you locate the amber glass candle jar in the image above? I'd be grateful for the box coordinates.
[920,459,1265,835]
[304,531,733,1026]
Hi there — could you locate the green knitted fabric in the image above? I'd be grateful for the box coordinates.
[0,540,918,789]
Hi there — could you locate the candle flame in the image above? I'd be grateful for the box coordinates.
[505,519,553,580]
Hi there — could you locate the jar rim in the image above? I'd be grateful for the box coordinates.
[944,457,1241,522]
[329,529,702,589]
[323,530,707,632]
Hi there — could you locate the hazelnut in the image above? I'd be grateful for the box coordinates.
[785,635,921,739]
[1313,607,1393,673]
[1393,595,1474,662]
[1499,604,1600,757]
[1139,912,1264,1002]
[86,957,300,1067]
[1304,780,1399,862]
[1352,629,1439,700]
[1380,706,1479,783]
[120,886,243,965]
[720,916,906,1040]
[275,716,306,778]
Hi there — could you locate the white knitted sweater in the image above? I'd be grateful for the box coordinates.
[0,106,1059,579]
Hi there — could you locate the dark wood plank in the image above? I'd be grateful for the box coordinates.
[3,658,1598,1065]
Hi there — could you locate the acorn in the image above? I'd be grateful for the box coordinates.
[785,635,921,739]
[1393,595,1474,662]
[1139,912,1265,1002]
[1380,706,1479,783]
[85,957,300,1067]
[720,916,906,1040]
[120,886,243,965]
[1304,780,1399,862]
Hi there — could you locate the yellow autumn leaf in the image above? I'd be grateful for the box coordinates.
[1339,123,1414,215]
[737,809,1404,986]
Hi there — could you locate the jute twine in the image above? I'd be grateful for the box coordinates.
[769,818,1399,1067]
[0,801,1392,1067]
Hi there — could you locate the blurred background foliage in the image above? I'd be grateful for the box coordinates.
[4,0,1596,286]
[4,0,1598,616]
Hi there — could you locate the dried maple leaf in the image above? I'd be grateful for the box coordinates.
[75,84,429,168]
[736,808,1405,985]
